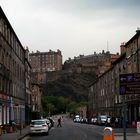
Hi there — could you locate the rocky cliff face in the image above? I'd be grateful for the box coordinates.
[44,71,97,102]
[44,51,119,102]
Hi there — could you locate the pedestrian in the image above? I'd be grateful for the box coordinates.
[12,120,17,132]
[57,117,62,127]
[110,117,115,127]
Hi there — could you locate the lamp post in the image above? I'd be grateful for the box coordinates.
[20,105,22,135]
[122,95,126,140]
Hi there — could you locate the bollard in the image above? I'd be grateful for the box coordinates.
[103,127,114,140]
[137,122,140,134]
[0,126,2,136]
[131,121,136,128]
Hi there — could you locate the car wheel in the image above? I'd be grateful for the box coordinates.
[46,131,49,135]
[29,133,33,136]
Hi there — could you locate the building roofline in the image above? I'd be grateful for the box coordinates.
[125,30,140,47]
[112,53,126,65]
[71,31,139,88]
[98,54,126,78]
[29,51,62,56]
[0,6,25,52]
[89,53,126,87]
[25,58,32,68]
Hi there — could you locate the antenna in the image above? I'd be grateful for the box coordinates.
[107,40,109,52]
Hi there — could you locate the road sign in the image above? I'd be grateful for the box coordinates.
[120,73,140,95]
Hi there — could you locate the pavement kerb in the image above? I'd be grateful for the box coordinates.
[18,133,30,140]
[114,133,140,136]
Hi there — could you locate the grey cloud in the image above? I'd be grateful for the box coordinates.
[1,0,140,61]
[24,0,140,11]
[21,0,140,22]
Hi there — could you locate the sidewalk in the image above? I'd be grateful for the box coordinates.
[0,126,30,140]
[114,128,140,140]
[115,134,140,140]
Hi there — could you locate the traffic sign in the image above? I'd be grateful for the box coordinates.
[120,73,140,95]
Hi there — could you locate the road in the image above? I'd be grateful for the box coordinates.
[28,117,103,140]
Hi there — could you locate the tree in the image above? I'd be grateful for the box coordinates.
[42,96,68,116]
[42,96,87,117]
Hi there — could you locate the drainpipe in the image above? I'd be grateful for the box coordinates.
[136,28,140,72]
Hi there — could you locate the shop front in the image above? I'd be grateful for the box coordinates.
[0,94,25,126]
[0,92,11,125]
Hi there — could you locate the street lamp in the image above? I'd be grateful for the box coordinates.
[20,105,22,135]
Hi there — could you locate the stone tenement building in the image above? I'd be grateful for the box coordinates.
[0,7,26,125]
[64,51,119,76]
[31,83,42,120]
[0,7,43,126]
[25,47,32,124]
[29,50,62,84]
[88,29,140,124]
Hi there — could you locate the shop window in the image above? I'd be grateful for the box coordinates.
[3,106,6,124]
[0,19,2,33]
[7,107,9,124]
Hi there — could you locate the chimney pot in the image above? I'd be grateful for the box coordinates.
[136,27,140,33]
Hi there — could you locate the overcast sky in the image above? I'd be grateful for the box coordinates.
[1,0,140,61]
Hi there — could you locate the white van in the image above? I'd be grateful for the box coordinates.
[73,115,80,123]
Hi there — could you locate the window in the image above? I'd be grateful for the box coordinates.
[90,86,93,92]
[0,19,3,33]
[0,77,3,91]
[4,79,7,93]
[0,48,2,62]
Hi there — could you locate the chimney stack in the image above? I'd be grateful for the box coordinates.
[136,27,140,33]
[120,42,126,55]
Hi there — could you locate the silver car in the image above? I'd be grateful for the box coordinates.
[30,119,49,135]
[97,115,108,125]
[42,119,52,129]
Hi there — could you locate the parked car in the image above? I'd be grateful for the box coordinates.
[73,115,80,123]
[30,119,49,135]
[106,116,111,126]
[91,117,98,124]
[80,118,84,123]
[80,118,85,123]
[83,118,88,124]
[97,115,108,125]
[43,119,52,129]
[110,117,123,128]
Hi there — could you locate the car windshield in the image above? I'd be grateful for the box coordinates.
[101,116,107,119]
[31,121,45,125]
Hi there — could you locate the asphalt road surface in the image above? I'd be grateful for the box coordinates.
[28,117,103,140]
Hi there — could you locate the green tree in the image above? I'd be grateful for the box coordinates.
[78,101,87,107]
[42,96,68,116]
[42,96,87,117]
[67,101,77,115]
